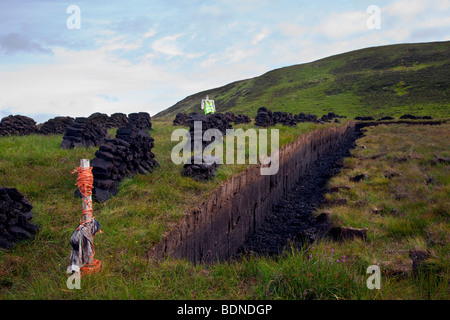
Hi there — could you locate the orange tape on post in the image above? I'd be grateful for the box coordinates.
[72,159,102,275]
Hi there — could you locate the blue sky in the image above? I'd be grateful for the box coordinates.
[1,0,449,123]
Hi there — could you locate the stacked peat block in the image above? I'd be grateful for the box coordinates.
[256,108,346,127]
[91,124,158,202]
[295,112,319,123]
[319,112,345,123]
[233,114,251,125]
[128,112,152,130]
[256,108,297,126]
[173,112,189,126]
[254,107,274,127]
[180,113,231,180]
[187,112,232,150]
[106,112,129,129]
[0,187,39,249]
[39,116,74,135]
[354,116,375,121]
[0,115,37,136]
[60,117,110,149]
[400,114,433,120]
[181,155,221,181]
[224,111,251,125]
[88,112,110,126]
[273,111,297,126]
[225,111,236,123]
[272,111,286,124]
[377,116,395,121]
[212,112,232,131]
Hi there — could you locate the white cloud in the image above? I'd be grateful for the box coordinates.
[383,0,429,21]
[152,34,184,57]
[200,53,220,68]
[200,42,257,66]
[143,28,157,38]
[435,0,450,10]
[198,4,222,16]
[279,22,309,37]
[382,28,411,42]
[319,11,368,39]
[151,34,203,59]
[420,16,450,28]
[251,27,269,45]
[96,35,143,53]
[225,46,254,63]
[0,43,262,120]
[0,47,185,118]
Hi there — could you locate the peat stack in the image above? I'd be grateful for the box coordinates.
[39,116,74,135]
[273,111,297,126]
[91,123,158,202]
[187,112,232,150]
[60,117,110,149]
[233,114,251,125]
[181,155,221,181]
[0,187,39,249]
[354,116,375,121]
[0,115,37,136]
[400,114,433,120]
[173,112,189,126]
[224,111,251,125]
[254,107,274,127]
[377,116,395,121]
[209,113,232,134]
[272,111,286,124]
[225,111,236,123]
[128,112,152,130]
[106,113,129,129]
[319,112,345,123]
[295,112,319,123]
[88,112,110,126]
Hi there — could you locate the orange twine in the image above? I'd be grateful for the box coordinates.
[72,166,94,226]
[71,165,102,275]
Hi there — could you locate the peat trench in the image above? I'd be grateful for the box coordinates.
[235,128,362,258]
[234,120,446,258]
[149,120,445,264]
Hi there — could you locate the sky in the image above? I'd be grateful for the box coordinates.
[0,0,449,123]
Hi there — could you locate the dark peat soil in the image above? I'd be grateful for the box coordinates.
[236,130,361,258]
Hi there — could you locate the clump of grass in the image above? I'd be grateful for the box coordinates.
[245,241,384,300]
[320,123,450,299]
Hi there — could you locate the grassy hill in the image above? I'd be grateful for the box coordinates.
[155,41,450,120]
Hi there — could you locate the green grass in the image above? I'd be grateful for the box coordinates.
[0,119,448,300]
[318,123,450,299]
[155,41,450,120]
[1,120,356,299]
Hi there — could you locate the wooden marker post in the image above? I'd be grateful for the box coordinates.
[67,159,102,275]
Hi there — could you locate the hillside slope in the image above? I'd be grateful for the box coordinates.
[155,41,450,119]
